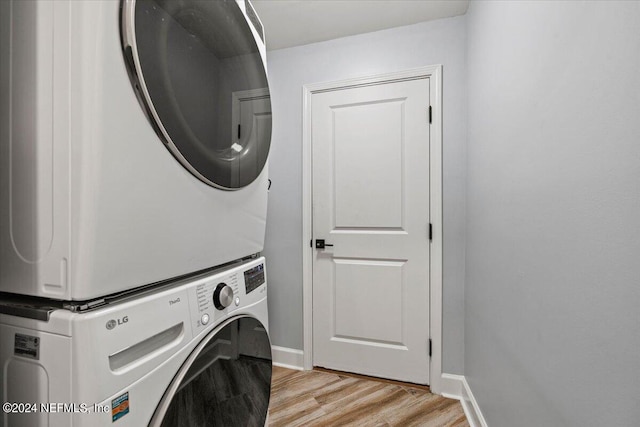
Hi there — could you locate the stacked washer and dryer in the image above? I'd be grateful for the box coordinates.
[0,0,273,425]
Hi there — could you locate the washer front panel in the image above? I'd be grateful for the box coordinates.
[0,257,270,426]
[122,0,272,189]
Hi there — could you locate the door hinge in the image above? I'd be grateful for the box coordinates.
[428,106,432,124]
[429,339,432,357]
[237,124,241,139]
[429,223,433,241]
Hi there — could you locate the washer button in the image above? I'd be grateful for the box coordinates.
[201,314,210,325]
[235,297,240,306]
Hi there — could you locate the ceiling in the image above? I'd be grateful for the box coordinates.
[251,0,470,51]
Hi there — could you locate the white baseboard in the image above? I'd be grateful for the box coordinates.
[439,373,464,399]
[460,376,488,427]
[271,345,304,370]
[436,374,487,427]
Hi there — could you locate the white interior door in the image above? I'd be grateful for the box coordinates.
[312,78,431,384]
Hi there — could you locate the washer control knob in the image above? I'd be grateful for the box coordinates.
[213,283,234,310]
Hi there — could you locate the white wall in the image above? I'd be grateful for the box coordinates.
[465,1,640,426]
[263,16,467,374]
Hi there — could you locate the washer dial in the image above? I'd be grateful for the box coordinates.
[213,283,234,310]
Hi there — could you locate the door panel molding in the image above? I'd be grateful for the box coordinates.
[302,65,444,392]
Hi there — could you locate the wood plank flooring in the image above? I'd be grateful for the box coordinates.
[268,366,469,427]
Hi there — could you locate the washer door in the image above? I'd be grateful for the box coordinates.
[122,0,272,189]
[151,316,272,426]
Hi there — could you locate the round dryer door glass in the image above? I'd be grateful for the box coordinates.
[124,0,272,189]
[154,317,272,426]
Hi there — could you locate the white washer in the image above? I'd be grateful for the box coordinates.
[0,257,271,427]
[0,0,272,300]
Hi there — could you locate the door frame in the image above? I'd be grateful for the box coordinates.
[301,65,444,393]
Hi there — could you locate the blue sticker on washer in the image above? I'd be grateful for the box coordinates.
[111,392,129,422]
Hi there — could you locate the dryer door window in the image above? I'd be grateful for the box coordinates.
[152,316,272,426]
[123,0,272,189]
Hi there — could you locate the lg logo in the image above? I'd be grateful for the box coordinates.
[106,316,129,330]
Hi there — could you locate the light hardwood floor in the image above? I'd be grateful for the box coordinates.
[268,366,469,427]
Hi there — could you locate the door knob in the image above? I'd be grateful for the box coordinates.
[315,239,334,249]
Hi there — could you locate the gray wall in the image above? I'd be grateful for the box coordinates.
[465,2,640,426]
[263,16,467,374]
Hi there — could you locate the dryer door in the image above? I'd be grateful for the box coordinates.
[122,0,272,189]
[151,316,272,426]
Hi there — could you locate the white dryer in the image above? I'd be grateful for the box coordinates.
[0,257,271,427]
[0,0,272,300]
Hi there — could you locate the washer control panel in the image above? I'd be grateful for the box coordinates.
[244,263,265,294]
[188,258,267,334]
